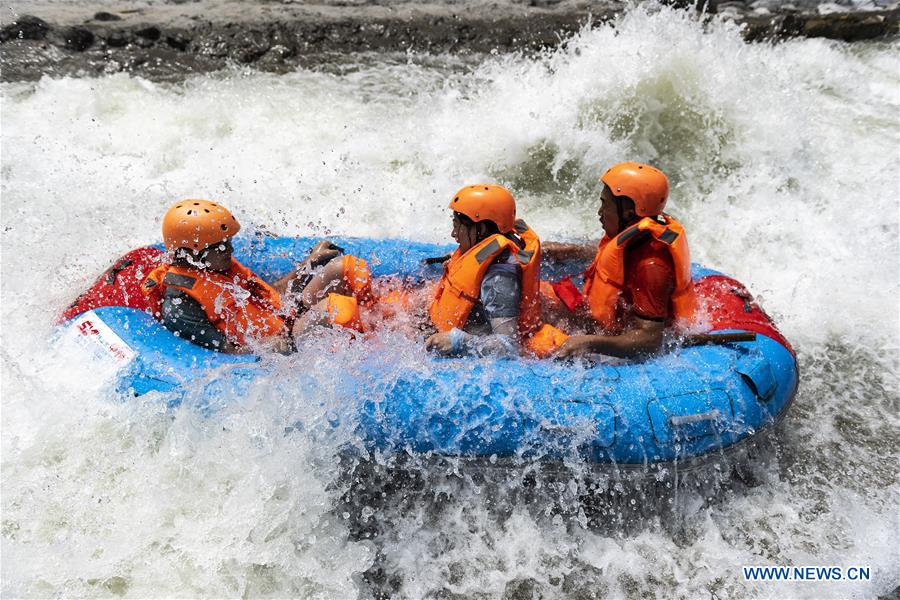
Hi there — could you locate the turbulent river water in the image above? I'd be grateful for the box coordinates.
[2,6,898,599]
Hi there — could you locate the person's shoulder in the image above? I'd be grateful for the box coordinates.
[485,258,520,279]
[632,239,674,271]
[481,260,521,300]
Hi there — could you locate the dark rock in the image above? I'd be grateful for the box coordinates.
[54,26,95,51]
[741,19,772,41]
[104,31,130,48]
[93,12,122,22]
[194,33,229,58]
[702,0,747,12]
[231,30,270,63]
[805,14,887,40]
[256,44,295,70]
[266,44,294,60]
[267,26,292,48]
[165,33,190,51]
[134,26,161,41]
[0,15,50,42]
[775,12,805,36]
[716,1,749,13]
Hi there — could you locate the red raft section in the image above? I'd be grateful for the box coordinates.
[60,247,164,324]
[697,275,793,354]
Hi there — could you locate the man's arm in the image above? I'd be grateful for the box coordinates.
[556,251,675,359]
[541,241,597,262]
[555,316,665,359]
[271,240,344,296]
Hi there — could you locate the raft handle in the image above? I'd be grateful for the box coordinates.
[422,254,451,265]
[106,259,133,284]
[669,410,720,427]
[737,354,777,401]
[682,332,756,347]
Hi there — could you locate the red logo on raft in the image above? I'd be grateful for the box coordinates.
[78,320,100,336]
[77,318,131,361]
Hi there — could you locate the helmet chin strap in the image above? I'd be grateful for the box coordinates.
[475,221,489,242]
[614,198,646,234]
[615,199,637,235]
[186,250,208,269]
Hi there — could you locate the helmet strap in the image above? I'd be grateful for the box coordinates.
[475,221,488,242]
[615,198,637,234]
[615,196,643,232]
[171,247,210,270]
[474,220,500,242]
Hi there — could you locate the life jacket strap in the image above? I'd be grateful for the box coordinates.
[474,238,504,264]
[657,228,679,245]
[444,279,481,304]
[163,272,198,289]
[616,225,643,247]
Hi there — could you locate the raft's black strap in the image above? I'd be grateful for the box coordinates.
[106,259,133,284]
[422,254,451,265]
[164,272,198,289]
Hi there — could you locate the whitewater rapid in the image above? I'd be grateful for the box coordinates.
[2,6,898,598]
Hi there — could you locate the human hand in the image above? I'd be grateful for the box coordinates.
[308,240,343,267]
[269,336,294,355]
[425,331,455,355]
[555,335,596,359]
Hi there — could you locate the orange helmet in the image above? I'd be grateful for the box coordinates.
[162,199,240,252]
[600,162,669,217]
[448,184,516,234]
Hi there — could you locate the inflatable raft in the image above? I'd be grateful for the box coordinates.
[59,235,798,466]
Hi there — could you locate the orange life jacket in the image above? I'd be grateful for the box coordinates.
[341,254,375,306]
[583,214,697,331]
[523,322,570,358]
[143,259,286,347]
[429,219,542,337]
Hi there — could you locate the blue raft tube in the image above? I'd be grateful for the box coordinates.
[58,234,798,468]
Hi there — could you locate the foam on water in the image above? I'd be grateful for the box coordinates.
[2,5,898,598]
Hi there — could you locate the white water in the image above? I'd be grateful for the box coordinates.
[2,6,898,598]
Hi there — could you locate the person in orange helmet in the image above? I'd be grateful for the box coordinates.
[540,162,698,358]
[424,184,552,357]
[142,200,372,353]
